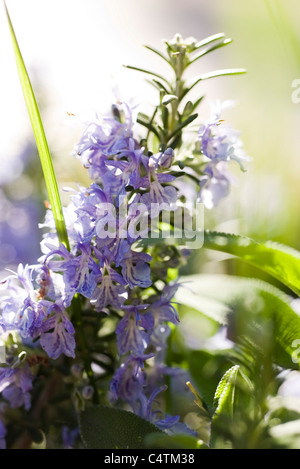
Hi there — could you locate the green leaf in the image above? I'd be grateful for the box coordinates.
[190,96,205,113]
[188,38,233,65]
[193,67,247,83]
[147,79,171,95]
[188,350,237,415]
[123,64,171,87]
[194,33,226,50]
[209,367,240,447]
[162,94,178,105]
[167,113,198,142]
[78,405,163,449]
[137,116,161,140]
[182,68,246,100]
[143,45,172,66]
[145,432,206,449]
[269,419,300,449]
[204,230,300,296]
[4,2,69,250]
[213,365,240,417]
[176,274,300,369]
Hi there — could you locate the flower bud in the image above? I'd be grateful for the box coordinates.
[82,385,94,400]
[71,363,84,379]
[160,148,174,169]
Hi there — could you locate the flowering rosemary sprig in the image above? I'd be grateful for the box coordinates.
[0,24,249,448]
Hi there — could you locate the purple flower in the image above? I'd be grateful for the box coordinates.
[116,305,152,355]
[156,415,196,435]
[39,302,76,360]
[74,103,135,182]
[0,365,33,411]
[110,354,154,412]
[159,148,174,169]
[90,264,127,312]
[45,243,99,306]
[0,264,49,339]
[1,296,48,340]
[198,101,249,170]
[61,426,79,449]
[73,183,112,244]
[115,138,145,190]
[197,161,232,209]
[199,123,230,161]
[140,384,196,435]
[120,250,152,289]
[139,153,178,218]
[146,284,180,327]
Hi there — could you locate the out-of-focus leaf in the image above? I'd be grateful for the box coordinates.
[145,432,206,449]
[176,274,300,369]
[269,419,300,449]
[79,405,162,449]
[204,230,300,296]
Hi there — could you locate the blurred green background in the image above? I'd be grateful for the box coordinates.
[1,0,300,277]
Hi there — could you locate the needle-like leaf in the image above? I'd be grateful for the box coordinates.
[188,38,233,66]
[194,32,226,50]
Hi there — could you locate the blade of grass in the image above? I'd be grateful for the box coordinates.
[4,1,70,250]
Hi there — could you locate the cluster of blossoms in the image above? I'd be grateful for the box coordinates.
[196,101,250,210]
[0,103,187,446]
[0,33,249,448]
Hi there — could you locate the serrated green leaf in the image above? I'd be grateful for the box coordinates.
[79,405,163,449]
[204,230,300,296]
[213,365,240,417]
[4,2,69,250]
[188,350,236,415]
